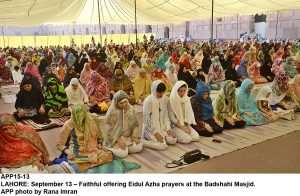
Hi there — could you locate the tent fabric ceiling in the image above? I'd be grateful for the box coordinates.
[1,0,300,26]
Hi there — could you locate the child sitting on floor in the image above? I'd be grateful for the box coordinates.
[12,65,23,84]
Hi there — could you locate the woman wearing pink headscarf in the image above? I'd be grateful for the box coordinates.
[24,62,42,81]
[125,60,139,82]
[86,72,110,102]
[80,63,93,88]
[271,58,286,76]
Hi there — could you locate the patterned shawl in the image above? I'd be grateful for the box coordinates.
[86,72,110,102]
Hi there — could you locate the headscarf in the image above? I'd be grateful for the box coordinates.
[63,66,77,88]
[212,80,239,125]
[269,73,290,105]
[153,51,169,72]
[97,62,113,81]
[165,57,174,71]
[106,56,114,70]
[125,60,139,82]
[202,51,212,74]
[0,114,49,167]
[274,48,284,61]
[50,63,58,75]
[113,62,124,72]
[67,53,76,67]
[256,86,272,102]
[152,67,166,79]
[141,58,153,75]
[237,79,259,114]
[194,50,204,66]
[79,63,93,87]
[208,56,225,84]
[21,72,42,91]
[195,68,206,82]
[180,52,191,70]
[44,78,68,110]
[140,53,148,64]
[177,63,197,89]
[111,53,120,65]
[195,81,214,120]
[165,61,178,87]
[105,90,138,148]
[133,68,152,103]
[86,71,110,102]
[65,78,89,105]
[42,67,59,88]
[282,57,298,78]
[236,52,250,78]
[211,56,222,68]
[143,80,168,131]
[271,58,285,76]
[24,62,42,80]
[71,104,94,148]
[171,52,179,64]
[170,81,196,126]
[110,68,133,94]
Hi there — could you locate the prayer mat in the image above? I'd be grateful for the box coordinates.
[21,116,70,131]
[123,114,300,173]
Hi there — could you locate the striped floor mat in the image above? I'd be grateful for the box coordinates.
[124,114,300,173]
[21,116,70,131]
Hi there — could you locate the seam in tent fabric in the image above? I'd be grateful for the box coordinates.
[111,0,132,21]
[103,0,114,21]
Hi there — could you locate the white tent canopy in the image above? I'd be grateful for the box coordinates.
[1,0,300,26]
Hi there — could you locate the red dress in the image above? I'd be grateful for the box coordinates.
[0,114,49,168]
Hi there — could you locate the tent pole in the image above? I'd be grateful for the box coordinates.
[97,0,103,46]
[134,0,138,47]
[211,0,214,53]
[105,23,108,41]
[275,10,279,40]
[1,27,5,47]
[237,14,239,42]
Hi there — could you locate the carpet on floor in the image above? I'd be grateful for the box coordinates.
[21,116,70,131]
[124,114,300,173]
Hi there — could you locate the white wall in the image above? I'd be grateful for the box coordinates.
[254,22,267,38]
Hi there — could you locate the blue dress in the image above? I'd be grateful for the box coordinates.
[237,79,268,126]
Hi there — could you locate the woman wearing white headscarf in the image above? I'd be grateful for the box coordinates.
[105,90,142,158]
[168,81,199,143]
[194,50,204,67]
[165,58,178,87]
[140,53,148,64]
[65,78,89,108]
[256,86,280,122]
[142,80,177,150]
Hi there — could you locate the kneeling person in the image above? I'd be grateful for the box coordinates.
[44,78,70,118]
[142,80,177,150]
[168,81,200,143]
[105,90,142,158]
